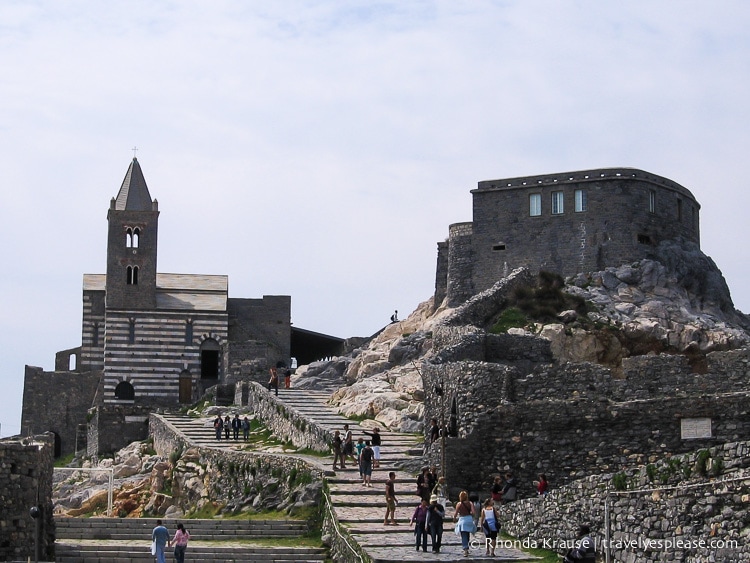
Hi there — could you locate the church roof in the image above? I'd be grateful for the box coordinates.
[114,158,154,211]
[82,273,228,311]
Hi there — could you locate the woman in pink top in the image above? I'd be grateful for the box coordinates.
[169,523,190,563]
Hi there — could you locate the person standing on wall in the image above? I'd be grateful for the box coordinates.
[151,520,170,563]
[169,523,190,563]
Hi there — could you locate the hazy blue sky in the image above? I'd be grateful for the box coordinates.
[2,1,750,436]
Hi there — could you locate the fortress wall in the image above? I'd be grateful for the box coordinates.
[422,347,750,499]
[21,366,100,457]
[0,433,55,562]
[497,441,750,563]
[86,405,152,456]
[434,241,449,308]
[429,392,750,503]
[227,295,292,380]
[445,222,475,307]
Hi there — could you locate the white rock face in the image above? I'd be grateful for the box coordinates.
[308,254,750,430]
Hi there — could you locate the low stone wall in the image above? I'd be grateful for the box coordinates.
[150,414,324,514]
[87,404,151,457]
[150,412,365,563]
[0,433,55,562]
[497,441,750,562]
[240,381,331,452]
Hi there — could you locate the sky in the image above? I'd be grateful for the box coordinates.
[2,0,750,437]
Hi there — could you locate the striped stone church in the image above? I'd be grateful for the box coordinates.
[22,158,343,456]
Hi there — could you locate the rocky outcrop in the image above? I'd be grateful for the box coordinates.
[301,244,750,433]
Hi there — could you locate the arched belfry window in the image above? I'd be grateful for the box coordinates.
[126,227,141,248]
[126,266,139,285]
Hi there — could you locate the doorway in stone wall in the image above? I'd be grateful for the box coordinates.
[179,370,193,403]
[200,339,220,380]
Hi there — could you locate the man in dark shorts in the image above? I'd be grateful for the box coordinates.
[384,471,398,525]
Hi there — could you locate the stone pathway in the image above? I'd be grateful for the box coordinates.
[162,387,535,562]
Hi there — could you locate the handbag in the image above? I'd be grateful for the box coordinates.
[150,541,156,555]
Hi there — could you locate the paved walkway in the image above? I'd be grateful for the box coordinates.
[162,387,534,562]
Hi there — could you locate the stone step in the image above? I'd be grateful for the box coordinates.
[55,543,326,563]
[55,517,308,541]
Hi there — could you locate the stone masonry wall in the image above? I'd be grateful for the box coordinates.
[240,381,331,452]
[496,441,750,562]
[87,405,152,457]
[0,433,55,562]
[149,414,323,515]
[423,345,750,500]
[22,366,101,457]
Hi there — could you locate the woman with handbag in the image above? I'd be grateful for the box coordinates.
[479,498,500,556]
[452,490,476,557]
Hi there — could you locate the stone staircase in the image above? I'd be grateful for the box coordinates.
[55,517,326,562]
[55,387,534,561]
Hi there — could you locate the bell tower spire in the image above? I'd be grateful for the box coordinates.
[105,157,159,310]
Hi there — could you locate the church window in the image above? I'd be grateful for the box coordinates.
[492,243,506,251]
[677,198,683,221]
[551,191,564,215]
[649,190,656,213]
[529,193,541,216]
[92,322,99,347]
[126,227,141,248]
[128,318,136,344]
[574,189,587,212]
[115,380,135,400]
[185,320,194,345]
[126,266,139,285]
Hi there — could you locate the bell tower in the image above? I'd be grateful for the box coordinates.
[105,157,159,310]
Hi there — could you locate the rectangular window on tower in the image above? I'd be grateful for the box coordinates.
[529,193,541,216]
[574,189,587,212]
[551,191,564,215]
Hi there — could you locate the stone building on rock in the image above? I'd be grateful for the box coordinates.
[435,167,701,306]
[22,158,343,457]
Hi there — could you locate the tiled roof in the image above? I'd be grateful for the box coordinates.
[114,158,154,211]
[81,273,228,311]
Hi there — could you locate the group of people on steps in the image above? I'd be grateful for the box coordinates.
[212,413,251,441]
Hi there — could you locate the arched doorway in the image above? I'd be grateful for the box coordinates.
[115,380,135,400]
[200,339,220,380]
